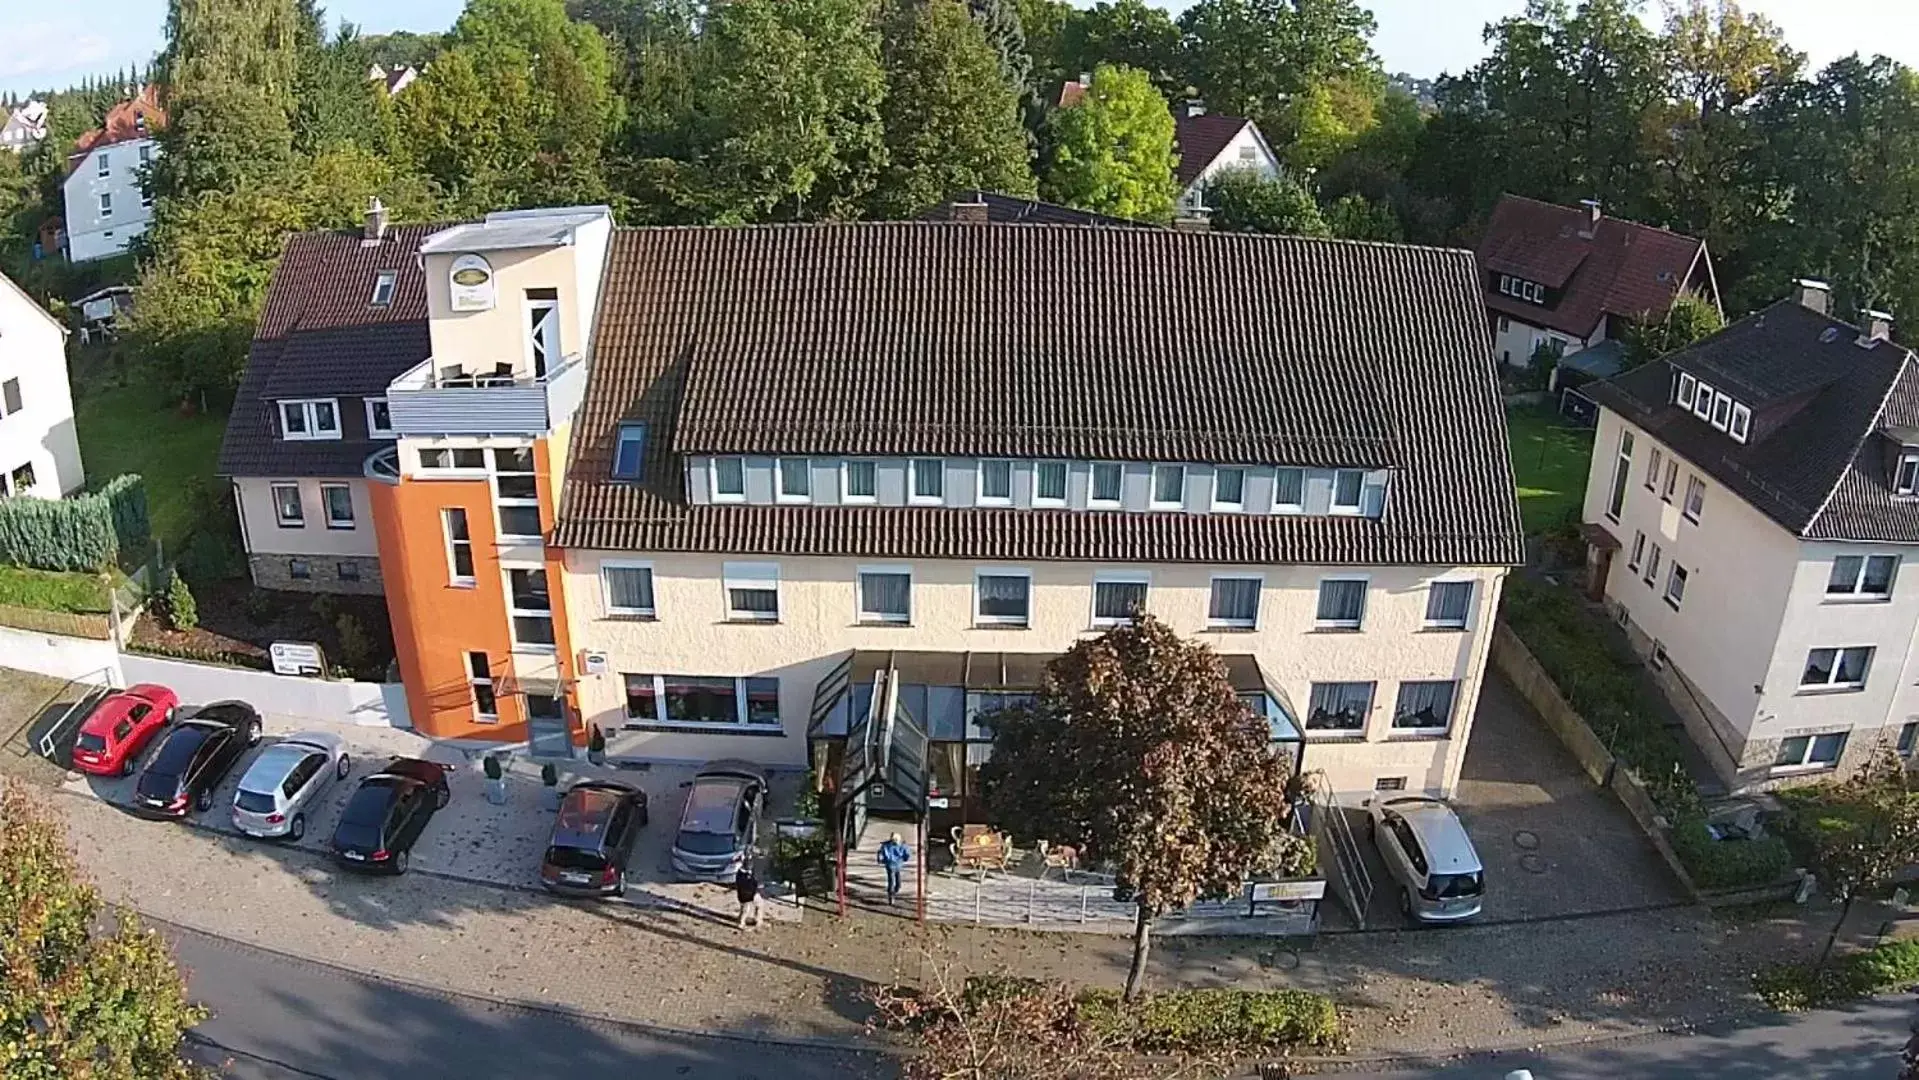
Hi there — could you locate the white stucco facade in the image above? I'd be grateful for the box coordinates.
[561,549,1507,797]
[63,137,158,263]
[1176,122,1281,217]
[1585,407,1919,787]
[1492,310,1601,368]
[0,273,84,498]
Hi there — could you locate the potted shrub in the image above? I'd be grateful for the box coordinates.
[540,762,562,811]
[587,725,606,766]
[483,753,507,805]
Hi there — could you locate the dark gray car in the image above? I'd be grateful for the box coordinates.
[670,760,767,883]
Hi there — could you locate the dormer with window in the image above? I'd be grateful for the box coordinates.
[279,398,342,441]
[1672,367,1752,444]
[1496,273,1546,306]
[1884,427,1919,498]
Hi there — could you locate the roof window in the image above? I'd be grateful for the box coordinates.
[370,271,396,308]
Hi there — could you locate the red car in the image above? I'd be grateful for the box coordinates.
[71,684,179,777]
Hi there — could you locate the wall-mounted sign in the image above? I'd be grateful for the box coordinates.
[1248,879,1326,904]
[269,641,327,678]
[448,253,495,312]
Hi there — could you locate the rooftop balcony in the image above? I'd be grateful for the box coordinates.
[385,354,587,438]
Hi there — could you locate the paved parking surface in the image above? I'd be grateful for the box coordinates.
[56,707,802,923]
[1338,673,1684,929]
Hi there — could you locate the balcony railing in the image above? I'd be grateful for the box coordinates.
[385,353,587,437]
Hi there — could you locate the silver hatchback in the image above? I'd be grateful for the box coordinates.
[1366,795,1485,923]
[232,731,352,841]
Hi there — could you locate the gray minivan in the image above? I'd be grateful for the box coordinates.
[1365,795,1484,923]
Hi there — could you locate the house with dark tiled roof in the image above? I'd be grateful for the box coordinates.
[217,202,441,595]
[1477,195,1719,368]
[1171,102,1280,219]
[923,190,1152,228]
[1580,280,1919,790]
[63,85,166,263]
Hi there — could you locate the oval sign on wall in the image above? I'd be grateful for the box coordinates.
[448,253,495,312]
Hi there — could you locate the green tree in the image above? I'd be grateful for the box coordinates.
[1053,0,1182,97]
[1204,170,1330,237]
[1040,63,1177,222]
[680,0,887,221]
[1323,191,1401,241]
[0,786,209,1079]
[156,0,305,198]
[966,0,1032,103]
[294,22,391,156]
[1011,0,1072,101]
[1621,292,1725,363]
[1798,750,1919,967]
[164,570,199,631]
[981,616,1292,1000]
[1177,0,1379,151]
[875,0,1035,217]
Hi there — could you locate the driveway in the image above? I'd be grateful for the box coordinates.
[1337,673,1684,928]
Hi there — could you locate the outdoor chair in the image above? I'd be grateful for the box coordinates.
[1036,839,1080,882]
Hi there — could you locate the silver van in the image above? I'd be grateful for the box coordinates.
[1365,795,1484,923]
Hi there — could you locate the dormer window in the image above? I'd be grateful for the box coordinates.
[1710,393,1732,430]
[370,271,396,308]
[1675,372,1697,409]
[1897,453,1919,497]
[1692,381,1714,421]
[280,399,340,441]
[1497,274,1545,305]
[1729,403,1751,443]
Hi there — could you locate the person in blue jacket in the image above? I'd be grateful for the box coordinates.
[877,832,912,905]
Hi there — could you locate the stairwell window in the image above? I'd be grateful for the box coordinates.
[1606,430,1633,521]
[611,423,647,481]
[507,567,555,648]
[1801,646,1873,692]
[911,459,945,504]
[443,508,475,586]
[712,456,746,501]
[724,562,780,622]
[1089,462,1123,508]
[1829,554,1899,599]
[1034,461,1068,506]
[777,457,811,502]
[469,652,498,723]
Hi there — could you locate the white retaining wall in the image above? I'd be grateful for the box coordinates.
[0,625,120,684]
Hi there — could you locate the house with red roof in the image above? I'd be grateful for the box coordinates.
[63,85,166,263]
[1476,195,1720,368]
[1054,77,1281,221]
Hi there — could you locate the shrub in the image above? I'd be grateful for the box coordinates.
[123,639,270,670]
[1755,939,1919,1009]
[162,571,198,631]
[0,474,149,572]
[1667,811,1792,889]
[242,588,274,624]
[179,528,244,584]
[335,613,371,674]
[1076,988,1343,1054]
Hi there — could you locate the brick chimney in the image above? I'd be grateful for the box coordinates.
[1858,309,1894,349]
[950,199,989,224]
[1792,279,1831,316]
[1185,99,1206,118]
[363,196,388,243]
[1577,199,1601,239]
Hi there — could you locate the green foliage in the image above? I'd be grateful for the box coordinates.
[1623,292,1726,365]
[1755,939,1919,1010]
[1049,0,1182,97]
[1790,751,1919,904]
[0,565,114,614]
[873,0,1035,217]
[335,613,372,675]
[1324,191,1402,241]
[156,0,305,199]
[0,475,148,572]
[1203,170,1329,237]
[1074,987,1343,1054]
[1040,64,1177,223]
[162,570,199,631]
[0,786,210,1079]
[1667,812,1792,890]
[125,638,272,670]
[242,588,275,624]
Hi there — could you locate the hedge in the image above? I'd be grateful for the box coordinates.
[958,976,1342,1054]
[0,474,150,572]
[1502,577,1793,889]
[123,639,271,671]
[1755,939,1919,1009]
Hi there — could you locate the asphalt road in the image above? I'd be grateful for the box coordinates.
[159,919,891,1080]
[1334,996,1911,1080]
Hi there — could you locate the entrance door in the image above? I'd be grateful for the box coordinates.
[525,690,572,758]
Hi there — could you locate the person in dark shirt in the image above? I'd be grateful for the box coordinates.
[735,867,763,930]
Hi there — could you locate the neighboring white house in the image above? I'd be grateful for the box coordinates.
[0,271,85,498]
[1581,280,1919,791]
[1171,103,1281,218]
[0,100,47,153]
[63,86,164,264]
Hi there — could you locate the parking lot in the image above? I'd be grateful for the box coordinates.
[49,702,804,923]
[1334,672,1685,929]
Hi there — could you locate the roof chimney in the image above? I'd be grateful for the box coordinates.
[1577,198,1601,239]
[950,199,989,225]
[363,196,388,243]
[1078,72,1091,87]
[1792,278,1831,316]
[1185,99,1206,118]
[1859,309,1894,349]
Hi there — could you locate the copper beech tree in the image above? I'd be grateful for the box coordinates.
[981,615,1293,1000]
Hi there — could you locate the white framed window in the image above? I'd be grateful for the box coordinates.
[842,460,878,503]
[1207,575,1261,628]
[506,566,556,648]
[1628,530,1645,571]
[320,483,355,530]
[724,561,780,621]
[601,561,656,617]
[611,423,647,480]
[96,151,110,177]
[469,652,498,723]
[712,456,746,501]
[1711,393,1733,430]
[777,457,812,502]
[1606,429,1633,520]
[371,271,397,308]
[1091,571,1149,626]
[491,447,542,541]
[1898,453,1919,496]
[97,191,112,217]
[1645,448,1663,491]
[911,458,945,504]
[1828,554,1899,599]
[443,508,475,586]
[419,447,487,471]
[1800,646,1874,691]
[974,568,1032,627]
[1033,461,1068,507]
[1213,467,1245,511]
[1424,580,1473,629]
[1392,680,1457,734]
[977,459,1013,505]
[1315,577,1367,630]
[1644,542,1663,586]
[280,398,341,441]
[1664,563,1688,609]
[1089,462,1123,508]
[1150,464,1186,508]
[1774,731,1848,771]
[1676,371,1697,409]
[364,398,394,438]
[140,186,152,210]
[1273,468,1305,513]
[1729,403,1752,443]
[1307,681,1374,735]
[1683,475,1705,522]
[1692,382,1714,420]
[138,143,152,164]
[1331,469,1365,514]
[622,674,781,730]
[1662,458,1678,501]
[857,566,912,625]
[1900,722,1918,758]
[270,482,304,527]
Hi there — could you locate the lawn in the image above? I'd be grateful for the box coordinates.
[1506,404,1595,533]
[0,563,116,613]
[71,375,227,557]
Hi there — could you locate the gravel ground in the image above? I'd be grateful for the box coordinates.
[35,780,1850,1062]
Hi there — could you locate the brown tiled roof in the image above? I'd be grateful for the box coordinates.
[1173,113,1254,188]
[1476,195,1710,338]
[1057,80,1087,108]
[71,85,165,161]
[555,223,1524,568]
[218,224,446,478]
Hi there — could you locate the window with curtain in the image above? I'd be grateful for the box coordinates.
[1424,581,1472,628]
[1307,682,1374,732]
[1208,577,1260,626]
[778,457,811,499]
[912,458,945,500]
[979,460,1013,502]
[1214,467,1245,507]
[1035,461,1067,503]
[713,456,746,498]
[1392,681,1456,732]
[1152,464,1185,505]
[844,460,877,500]
[1273,468,1305,510]
[858,570,911,623]
[1093,578,1147,624]
[1315,578,1367,628]
[976,573,1031,625]
[603,565,655,615]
